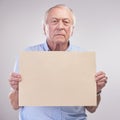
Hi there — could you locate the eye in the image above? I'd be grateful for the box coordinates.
[63,19,71,26]
[51,19,58,24]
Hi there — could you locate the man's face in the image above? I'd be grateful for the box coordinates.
[44,7,74,44]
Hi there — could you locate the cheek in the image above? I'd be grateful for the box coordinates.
[45,27,52,37]
[67,27,73,36]
[48,26,55,36]
[70,27,74,36]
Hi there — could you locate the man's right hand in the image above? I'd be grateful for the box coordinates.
[8,72,21,110]
[9,72,22,91]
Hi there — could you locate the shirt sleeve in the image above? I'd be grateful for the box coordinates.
[13,56,19,73]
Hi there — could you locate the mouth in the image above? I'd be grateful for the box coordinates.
[55,34,65,37]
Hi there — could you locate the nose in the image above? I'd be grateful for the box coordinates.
[57,20,64,29]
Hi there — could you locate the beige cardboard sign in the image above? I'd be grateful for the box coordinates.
[19,51,96,106]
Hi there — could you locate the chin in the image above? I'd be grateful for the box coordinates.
[54,38,67,43]
[55,40,67,44]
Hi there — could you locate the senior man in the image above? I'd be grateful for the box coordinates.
[9,4,108,120]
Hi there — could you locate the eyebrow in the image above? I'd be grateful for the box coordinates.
[51,17,71,21]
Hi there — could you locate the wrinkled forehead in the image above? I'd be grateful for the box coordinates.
[45,6,74,24]
[50,8,72,18]
[48,6,73,14]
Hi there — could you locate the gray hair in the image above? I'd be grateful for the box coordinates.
[43,4,76,26]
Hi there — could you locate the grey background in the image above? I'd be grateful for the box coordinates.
[0,0,120,120]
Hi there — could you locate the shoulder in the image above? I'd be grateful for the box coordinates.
[25,43,45,51]
[70,44,86,52]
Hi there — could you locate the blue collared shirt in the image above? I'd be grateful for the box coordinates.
[15,42,87,120]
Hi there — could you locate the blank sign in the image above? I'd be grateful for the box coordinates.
[19,51,96,106]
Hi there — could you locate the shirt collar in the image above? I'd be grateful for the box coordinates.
[43,41,50,51]
[43,41,72,51]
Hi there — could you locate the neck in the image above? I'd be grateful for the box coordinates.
[47,40,69,51]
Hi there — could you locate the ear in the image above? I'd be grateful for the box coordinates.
[43,24,46,35]
[70,26,74,36]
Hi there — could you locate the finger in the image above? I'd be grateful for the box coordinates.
[97,81,106,90]
[97,80,106,90]
[9,79,20,90]
[9,82,18,90]
[9,72,22,82]
[12,84,19,91]
[95,72,107,82]
[9,80,19,86]
[96,77,107,91]
[96,76,108,83]
[10,72,21,78]
[95,71,105,77]
[95,75,105,82]
[9,77,21,82]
